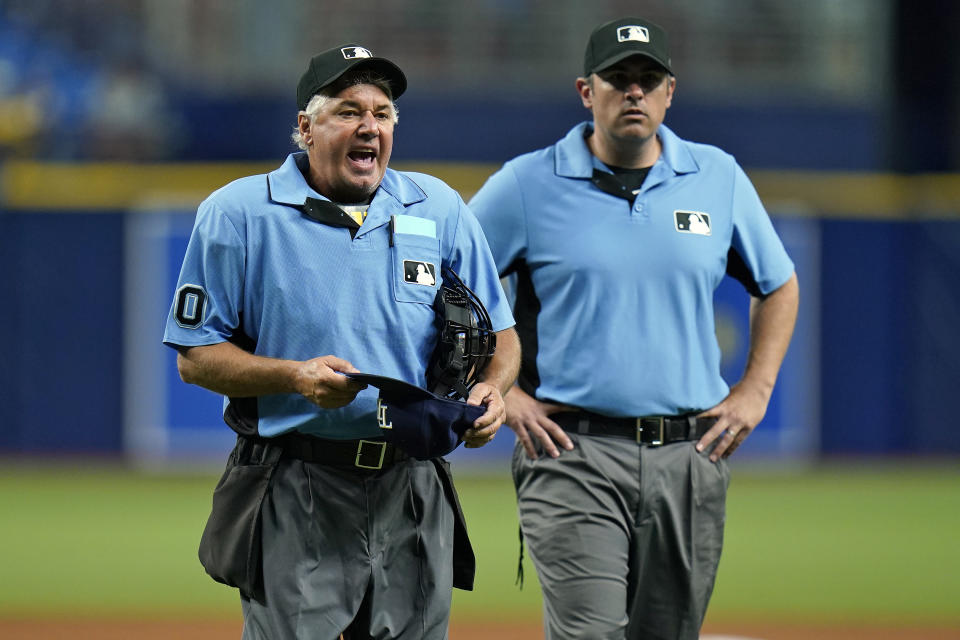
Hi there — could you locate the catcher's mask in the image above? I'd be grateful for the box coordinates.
[427,268,497,399]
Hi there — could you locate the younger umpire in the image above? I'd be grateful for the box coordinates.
[164,45,520,639]
[471,17,799,640]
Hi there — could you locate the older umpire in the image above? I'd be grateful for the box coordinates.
[470,17,799,640]
[163,44,520,639]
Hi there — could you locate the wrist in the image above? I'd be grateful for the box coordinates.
[735,376,774,403]
[282,359,310,396]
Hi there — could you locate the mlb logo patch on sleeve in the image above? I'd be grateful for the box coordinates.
[403,260,436,286]
[674,210,712,236]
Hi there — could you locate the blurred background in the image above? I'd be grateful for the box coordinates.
[0,0,958,637]
[2,0,954,167]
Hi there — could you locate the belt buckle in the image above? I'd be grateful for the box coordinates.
[636,417,664,446]
[355,440,387,469]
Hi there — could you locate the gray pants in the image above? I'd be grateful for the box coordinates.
[242,457,454,640]
[513,435,730,640]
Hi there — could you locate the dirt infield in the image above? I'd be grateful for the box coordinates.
[0,619,958,639]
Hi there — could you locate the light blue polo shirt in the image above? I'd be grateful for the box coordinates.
[470,122,794,417]
[164,152,514,438]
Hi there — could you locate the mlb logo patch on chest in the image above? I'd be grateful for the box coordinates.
[674,210,712,236]
[403,260,437,286]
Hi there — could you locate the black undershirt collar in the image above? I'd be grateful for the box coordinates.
[591,163,652,204]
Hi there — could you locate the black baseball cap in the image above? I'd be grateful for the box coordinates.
[296,44,407,110]
[346,372,485,460]
[583,17,673,77]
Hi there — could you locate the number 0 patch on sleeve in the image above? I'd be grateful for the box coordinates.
[174,284,207,329]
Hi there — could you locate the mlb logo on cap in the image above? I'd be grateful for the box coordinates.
[341,46,372,59]
[617,25,650,43]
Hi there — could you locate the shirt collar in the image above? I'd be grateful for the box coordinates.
[554,121,699,178]
[267,152,427,208]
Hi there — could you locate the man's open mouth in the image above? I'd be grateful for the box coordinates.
[348,150,377,168]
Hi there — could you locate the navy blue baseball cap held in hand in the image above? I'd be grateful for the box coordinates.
[346,373,485,460]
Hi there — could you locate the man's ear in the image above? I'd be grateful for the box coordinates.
[664,76,676,110]
[575,76,593,110]
[297,113,312,144]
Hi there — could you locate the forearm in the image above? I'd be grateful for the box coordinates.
[177,342,301,398]
[740,272,799,398]
[479,327,521,396]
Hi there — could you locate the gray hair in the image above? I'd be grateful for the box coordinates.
[291,71,399,150]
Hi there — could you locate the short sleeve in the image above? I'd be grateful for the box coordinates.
[162,200,246,349]
[730,165,795,296]
[445,196,516,333]
[468,164,527,276]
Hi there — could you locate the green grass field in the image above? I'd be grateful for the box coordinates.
[0,460,957,626]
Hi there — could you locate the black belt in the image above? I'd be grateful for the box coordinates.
[552,411,716,446]
[275,433,408,472]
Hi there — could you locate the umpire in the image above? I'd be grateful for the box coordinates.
[470,17,799,640]
[163,44,520,639]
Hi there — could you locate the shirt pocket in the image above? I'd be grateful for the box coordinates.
[391,232,441,305]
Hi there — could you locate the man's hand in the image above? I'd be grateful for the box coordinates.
[695,381,770,461]
[462,382,505,448]
[177,343,368,408]
[459,327,521,449]
[698,273,799,462]
[294,355,367,409]
[505,386,574,459]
